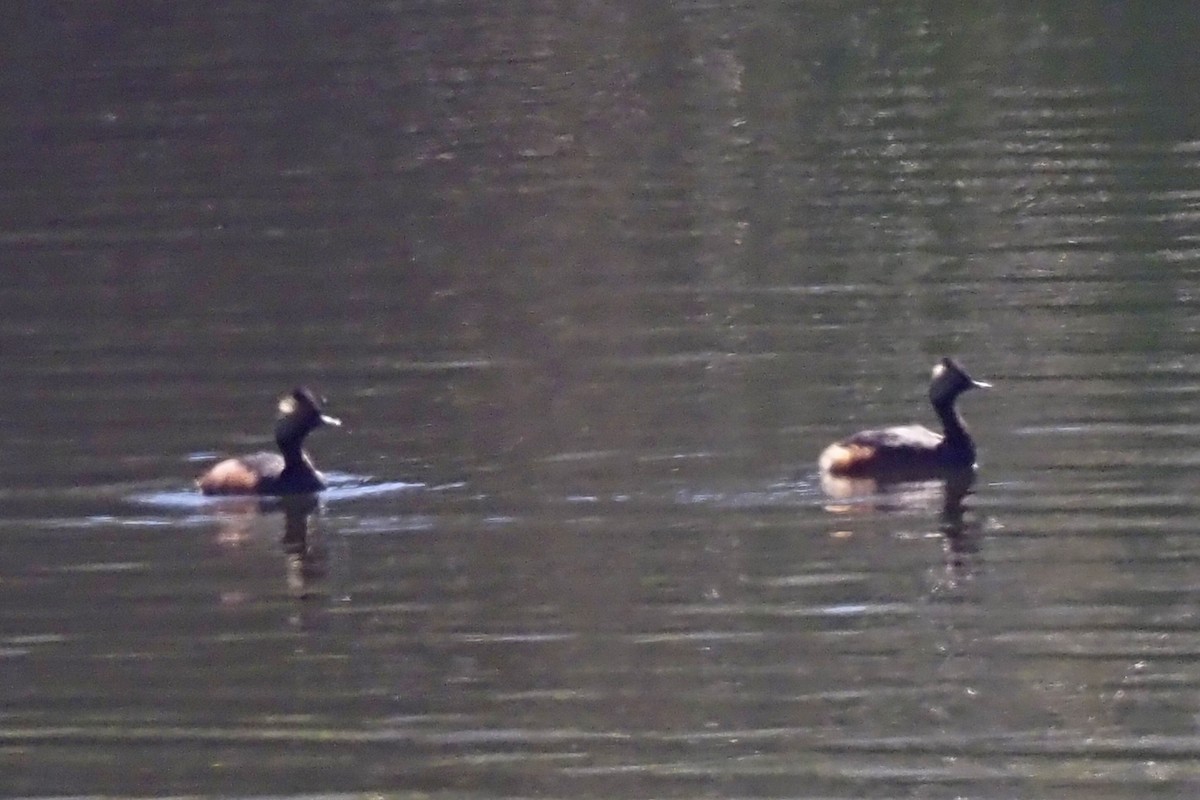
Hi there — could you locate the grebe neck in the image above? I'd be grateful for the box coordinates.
[934,395,974,455]
[275,418,314,471]
[278,438,309,470]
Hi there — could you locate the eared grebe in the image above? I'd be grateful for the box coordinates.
[818,358,989,479]
[197,388,341,496]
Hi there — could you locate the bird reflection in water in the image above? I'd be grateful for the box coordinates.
[821,466,980,588]
[277,494,328,598]
[211,493,328,600]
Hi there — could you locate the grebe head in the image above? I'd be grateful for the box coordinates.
[929,358,990,407]
[275,387,341,447]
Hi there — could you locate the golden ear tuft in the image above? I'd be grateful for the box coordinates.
[931,362,947,380]
[278,395,298,416]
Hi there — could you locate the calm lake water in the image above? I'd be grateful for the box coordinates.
[6,4,1200,798]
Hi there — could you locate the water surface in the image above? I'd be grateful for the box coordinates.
[5,4,1200,798]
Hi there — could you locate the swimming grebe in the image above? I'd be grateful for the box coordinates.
[197,388,342,496]
[818,358,989,479]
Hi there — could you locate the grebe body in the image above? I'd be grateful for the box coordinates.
[819,358,989,479]
[197,388,341,496]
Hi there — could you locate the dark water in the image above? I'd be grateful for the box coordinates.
[5,3,1200,798]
